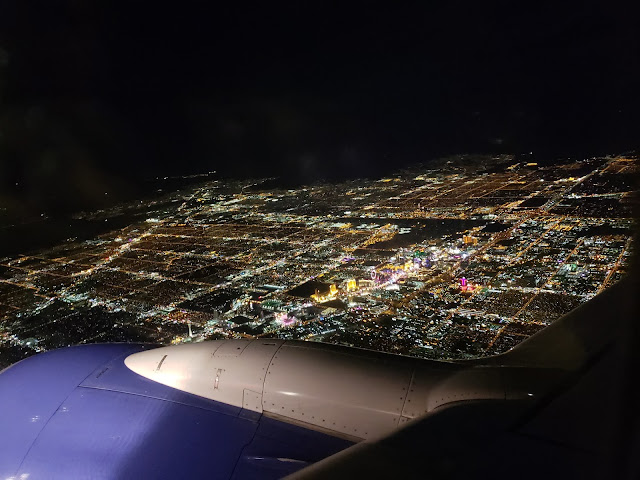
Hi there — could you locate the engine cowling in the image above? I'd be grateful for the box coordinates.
[125,339,564,441]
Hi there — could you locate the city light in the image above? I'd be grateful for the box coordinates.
[0,154,634,367]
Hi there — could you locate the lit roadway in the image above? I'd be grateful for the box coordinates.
[487,236,586,349]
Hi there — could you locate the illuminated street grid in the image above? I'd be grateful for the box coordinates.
[0,154,636,366]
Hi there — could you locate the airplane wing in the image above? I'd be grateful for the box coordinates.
[0,279,636,479]
[0,341,353,479]
[288,277,640,479]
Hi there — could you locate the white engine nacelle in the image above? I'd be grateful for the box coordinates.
[125,339,560,440]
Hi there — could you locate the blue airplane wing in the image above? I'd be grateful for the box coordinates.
[0,343,351,479]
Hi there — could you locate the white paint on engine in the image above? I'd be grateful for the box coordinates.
[125,339,552,441]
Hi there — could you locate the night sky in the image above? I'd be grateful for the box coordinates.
[0,1,638,217]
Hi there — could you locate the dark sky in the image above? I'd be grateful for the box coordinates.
[0,1,638,216]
